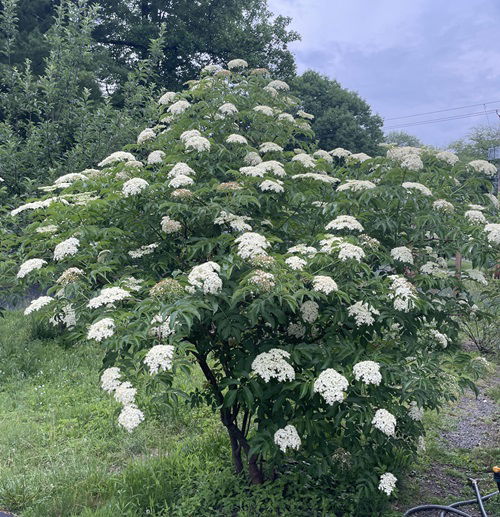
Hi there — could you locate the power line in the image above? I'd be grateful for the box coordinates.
[384,109,499,130]
[384,100,500,121]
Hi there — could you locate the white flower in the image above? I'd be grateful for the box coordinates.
[54,173,87,185]
[149,313,176,340]
[122,178,149,197]
[285,256,306,270]
[227,58,248,69]
[259,179,284,193]
[387,146,421,161]
[297,110,314,120]
[56,267,83,284]
[312,150,333,163]
[24,295,53,315]
[353,361,382,385]
[36,224,58,234]
[337,180,376,192]
[188,261,222,294]
[50,304,76,328]
[436,151,459,165]
[168,174,194,188]
[251,348,295,382]
[326,215,364,232]
[278,113,295,123]
[390,246,413,264]
[259,142,283,153]
[137,128,156,144]
[330,147,351,158]
[348,301,380,326]
[53,237,79,261]
[300,300,319,323]
[244,151,262,165]
[485,193,499,209]
[98,151,136,167]
[433,199,454,212]
[147,150,165,164]
[118,405,144,432]
[214,211,252,232]
[248,270,275,291]
[402,182,432,197]
[128,243,159,258]
[350,152,371,162]
[259,160,286,177]
[288,244,317,257]
[408,401,424,421]
[144,345,175,374]
[168,162,195,178]
[114,381,136,405]
[314,369,349,405]
[100,367,121,393]
[484,223,500,244]
[264,85,278,97]
[274,425,301,453]
[87,318,115,342]
[294,173,338,184]
[468,159,497,177]
[312,276,338,294]
[235,232,271,259]
[161,216,182,234]
[338,242,365,262]
[372,408,396,436]
[287,322,306,339]
[168,100,190,115]
[268,80,289,91]
[17,258,47,279]
[179,130,201,143]
[87,287,130,308]
[401,154,423,171]
[11,197,61,216]
[430,329,449,348]
[465,210,487,224]
[379,473,397,496]
[158,91,177,105]
[420,261,449,276]
[240,166,264,177]
[467,269,488,285]
[201,64,221,74]
[218,103,238,116]
[184,135,210,152]
[292,153,316,168]
[226,134,247,144]
[253,105,274,116]
[388,275,416,312]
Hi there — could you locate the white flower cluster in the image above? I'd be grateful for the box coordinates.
[484,223,500,244]
[169,174,194,188]
[54,172,87,185]
[253,105,274,116]
[468,159,497,177]
[214,211,252,232]
[338,242,365,262]
[378,473,397,496]
[293,173,338,184]
[11,197,61,216]
[244,151,262,165]
[312,150,333,163]
[87,287,130,308]
[326,215,364,232]
[388,275,416,312]
[57,267,83,285]
[260,160,286,177]
[465,210,487,224]
[420,261,449,276]
[292,153,316,168]
[248,270,275,291]
[122,178,149,197]
[288,244,317,257]
[128,242,159,258]
[118,405,145,433]
[185,135,210,152]
[260,179,284,193]
[24,295,53,315]
[114,381,136,405]
[300,300,319,323]
[402,182,432,197]
[150,313,176,340]
[353,361,382,385]
[372,408,396,436]
[251,349,295,382]
[408,401,424,421]
[312,275,338,294]
[485,193,499,209]
[36,224,58,233]
[98,151,136,167]
[218,102,238,116]
[330,147,351,158]
[297,110,314,120]
[314,369,349,405]
[436,151,459,165]
[17,258,47,279]
[259,142,283,153]
[268,79,289,91]
[287,322,306,339]
[100,367,122,392]
[158,91,176,105]
[235,232,271,259]
[50,304,77,328]
[274,425,301,453]
[390,246,413,264]
[433,199,454,212]
[430,329,449,348]
[467,269,488,285]
[226,134,247,145]
[227,59,248,69]
[87,317,115,341]
[53,237,80,261]
[188,261,222,294]
[348,301,380,326]
[167,99,190,115]
[161,216,182,234]
[148,150,165,164]
[285,256,306,270]
[137,128,156,144]
[144,344,175,374]
[400,154,424,171]
[337,180,376,192]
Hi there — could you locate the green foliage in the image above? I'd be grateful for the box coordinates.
[291,70,384,155]
[384,131,423,148]
[449,124,500,161]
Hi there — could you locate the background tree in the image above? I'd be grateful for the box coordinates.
[291,70,384,155]
[448,124,500,161]
[384,130,423,148]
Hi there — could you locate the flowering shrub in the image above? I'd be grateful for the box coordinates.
[8,60,499,501]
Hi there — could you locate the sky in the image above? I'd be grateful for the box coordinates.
[268,0,500,148]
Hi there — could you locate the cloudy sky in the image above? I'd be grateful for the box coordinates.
[269,0,500,147]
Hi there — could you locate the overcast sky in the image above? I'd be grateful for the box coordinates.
[269,0,500,148]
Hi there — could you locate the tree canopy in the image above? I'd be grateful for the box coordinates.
[384,130,423,148]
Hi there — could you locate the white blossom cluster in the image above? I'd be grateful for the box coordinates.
[259,142,283,153]
[137,128,156,144]
[260,179,284,193]
[291,153,316,168]
[436,151,459,165]
[293,173,338,184]
[168,174,194,188]
[184,135,210,152]
[314,369,349,405]
[400,154,424,171]
[485,193,499,209]
[467,269,488,285]
[214,211,252,232]
[285,256,306,270]
[251,348,295,382]
[54,172,87,185]
[244,151,262,165]
[218,102,238,116]
[337,180,376,192]
[147,150,165,164]
[87,287,130,308]
[187,261,222,294]
[253,105,274,116]
[274,425,301,453]
[36,224,58,233]
[128,243,159,258]
[118,405,145,433]
[235,232,271,259]
[297,110,314,120]
[11,197,61,216]
[312,149,333,163]
[300,300,319,323]
[347,301,380,326]
[114,381,137,405]
[349,152,371,162]
[277,113,294,123]
[98,151,136,167]
[288,244,317,256]
[100,367,122,392]
[353,361,382,385]
[390,246,414,264]
[158,91,176,105]
[330,147,351,158]
[227,59,248,69]
[248,270,275,291]
[408,401,424,421]
[468,159,497,177]
[24,295,53,315]
[150,314,176,340]
[267,79,289,91]
[161,216,182,234]
[167,99,190,115]
[372,408,396,436]
[465,210,487,224]
[433,199,454,212]
[17,258,47,279]
[402,182,432,197]
[312,275,338,294]
[287,322,306,339]
[56,267,83,285]
[388,275,417,312]
[326,215,364,232]
[259,160,286,177]
[50,304,76,328]
[144,345,175,374]
[226,134,247,145]
[484,223,500,244]
[122,178,149,197]
[338,242,365,262]
[378,473,397,496]
[53,237,80,261]
[430,329,449,348]
[87,317,115,341]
